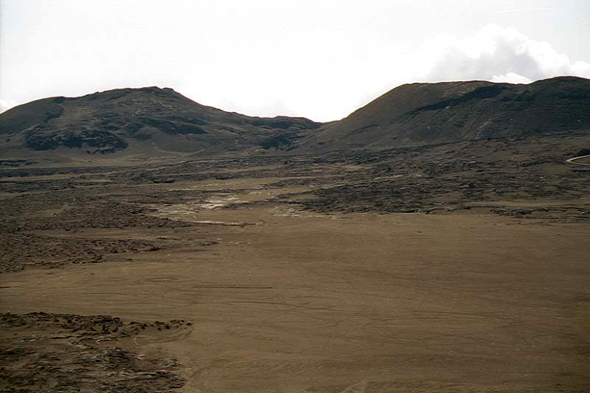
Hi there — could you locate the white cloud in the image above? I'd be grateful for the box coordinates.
[416,24,590,84]
[0,99,19,114]
[1,1,589,123]
[491,73,532,84]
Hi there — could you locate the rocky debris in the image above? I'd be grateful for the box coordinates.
[0,312,191,336]
[0,134,587,274]
[0,166,222,274]
[0,159,36,167]
[0,233,161,273]
[490,206,590,221]
[1,135,588,226]
[0,165,123,178]
[293,136,590,220]
[24,128,129,153]
[0,201,195,233]
[0,312,189,393]
[299,164,588,216]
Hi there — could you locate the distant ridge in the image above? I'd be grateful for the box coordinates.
[0,87,320,158]
[296,76,590,151]
[1,76,589,160]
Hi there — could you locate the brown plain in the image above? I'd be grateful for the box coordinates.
[1,164,589,392]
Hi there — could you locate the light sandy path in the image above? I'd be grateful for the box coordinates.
[566,154,590,165]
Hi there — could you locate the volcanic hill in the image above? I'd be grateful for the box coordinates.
[0,87,320,159]
[298,76,590,151]
[1,76,589,160]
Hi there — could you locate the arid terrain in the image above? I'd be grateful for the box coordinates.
[1,130,589,392]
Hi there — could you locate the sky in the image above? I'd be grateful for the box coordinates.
[1,0,589,121]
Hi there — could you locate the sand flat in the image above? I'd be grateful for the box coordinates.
[2,207,589,392]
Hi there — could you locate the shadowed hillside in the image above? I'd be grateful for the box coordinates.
[1,77,589,161]
[0,87,320,158]
[298,76,590,151]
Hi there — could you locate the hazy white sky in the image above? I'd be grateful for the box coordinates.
[1,0,589,121]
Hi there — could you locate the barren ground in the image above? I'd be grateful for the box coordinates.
[1,136,589,392]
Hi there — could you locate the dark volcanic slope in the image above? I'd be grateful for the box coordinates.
[2,77,589,159]
[0,87,320,157]
[299,76,590,151]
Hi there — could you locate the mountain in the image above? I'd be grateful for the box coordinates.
[1,77,589,161]
[0,87,320,158]
[297,76,590,151]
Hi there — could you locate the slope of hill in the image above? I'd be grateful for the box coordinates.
[2,77,589,161]
[0,87,320,159]
[298,76,590,151]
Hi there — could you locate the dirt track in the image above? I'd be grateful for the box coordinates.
[566,154,590,165]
